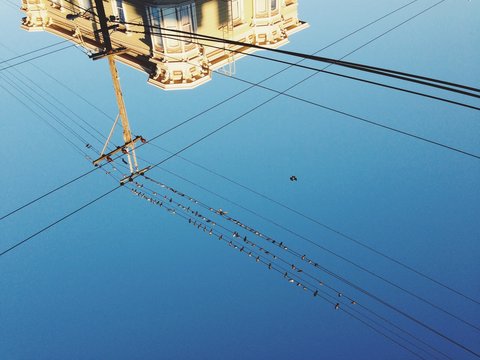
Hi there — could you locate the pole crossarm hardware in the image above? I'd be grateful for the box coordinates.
[119,166,151,186]
[93,135,146,166]
[90,0,148,184]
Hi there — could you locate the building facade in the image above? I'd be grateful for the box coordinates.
[20,0,308,90]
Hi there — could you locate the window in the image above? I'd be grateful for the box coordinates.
[163,9,181,49]
[271,0,278,11]
[231,0,243,24]
[148,3,197,54]
[180,5,193,43]
[149,7,163,49]
[71,0,92,17]
[112,0,125,23]
[255,0,266,13]
[254,0,279,17]
[74,0,91,11]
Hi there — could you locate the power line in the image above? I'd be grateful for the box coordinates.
[0,167,99,221]
[0,1,424,226]
[0,42,117,223]
[5,62,478,324]
[7,0,478,255]
[213,72,480,159]
[149,143,480,307]
[157,39,480,160]
[0,45,75,72]
[1,69,107,148]
[120,22,480,99]
[0,82,88,157]
[156,32,480,112]
[14,1,476,316]
[108,158,461,359]
[5,17,478,360]
[129,183,442,360]
[145,158,480,328]
[65,0,480,107]
[0,41,117,127]
[9,0,478,308]
[5,2,478,354]
[142,168,480,333]
[0,73,93,147]
[134,176,464,359]
[2,141,436,360]
[0,186,120,257]
[0,40,69,64]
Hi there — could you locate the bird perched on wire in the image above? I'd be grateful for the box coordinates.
[290,175,298,182]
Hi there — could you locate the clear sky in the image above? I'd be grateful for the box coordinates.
[0,0,479,359]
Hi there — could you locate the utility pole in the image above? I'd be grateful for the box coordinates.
[90,0,148,184]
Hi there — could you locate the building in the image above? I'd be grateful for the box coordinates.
[20,0,308,90]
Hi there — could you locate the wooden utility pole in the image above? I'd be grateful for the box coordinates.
[91,0,148,183]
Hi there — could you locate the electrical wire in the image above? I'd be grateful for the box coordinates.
[0,73,93,147]
[143,158,480,332]
[0,186,120,257]
[120,23,480,98]
[128,183,439,360]
[139,176,478,356]
[1,69,107,148]
[8,0,480,310]
[153,32,480,112]
[64,0,480,107]
[0,41,117,126]
[0,45,75,72]
[151,142,480,306]
[0,82,88,157]
[131,177,453,360]
[0,0,430,225]
[0,40,70,64]
[5,2,478,358]
[157,46,480,160]
[5,2,479,309]
[0,167,99,221]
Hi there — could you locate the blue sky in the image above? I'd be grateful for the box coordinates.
[0,0,479,359]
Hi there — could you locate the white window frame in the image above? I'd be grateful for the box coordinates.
[148,2,198,55]
[71,0,92,18]
[231,0,244,25]
[111,0,126,24]
[254,0,279,18]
